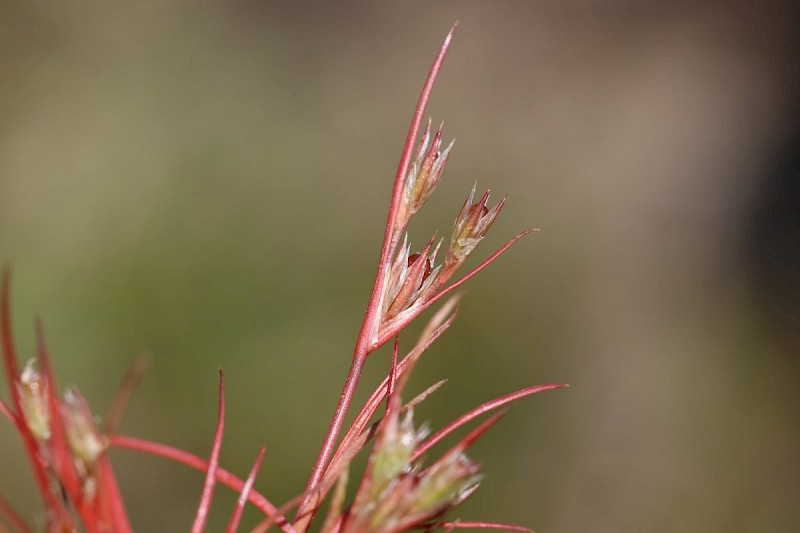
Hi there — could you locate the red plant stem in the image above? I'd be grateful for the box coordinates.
[109,435,295,533]
[191,370,225,533]
[411,383,567,461]
[226,447,266,533]
[326,308,458,476]
[295,23,457,529]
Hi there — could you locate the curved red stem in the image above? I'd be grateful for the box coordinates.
[191,370,226,533]
[411,383,567,461]
[109,435,295,533]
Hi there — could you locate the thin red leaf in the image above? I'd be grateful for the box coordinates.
[226,447,266,533]
[110,435,294,533]
[191,370,226,533]
[431,230,537,306]
[0,398,15,424]
[427,521,533,533]
[439,408,509,458]
[411,384,567,461]
[386,338,400,412]
[0,493,32,533]
[403,379,447,412]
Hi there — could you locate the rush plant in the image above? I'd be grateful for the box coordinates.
[0,24,565,533]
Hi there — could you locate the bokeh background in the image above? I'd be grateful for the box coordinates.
[1,1,798,531]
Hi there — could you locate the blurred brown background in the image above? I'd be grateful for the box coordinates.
[1,1,798,531]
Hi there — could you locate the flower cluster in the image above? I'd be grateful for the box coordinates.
[399,120,454,225]
[1,24,565,533]
[1,299,129,531]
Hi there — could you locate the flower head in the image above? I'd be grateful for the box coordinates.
[383,235,442,320]
[16,359,51,440]
[400,120,454,224]
[447,185,505,266]
[349,405,481,533]
[63,387,105,473]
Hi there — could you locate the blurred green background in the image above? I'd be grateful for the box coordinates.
[1,1,798,531]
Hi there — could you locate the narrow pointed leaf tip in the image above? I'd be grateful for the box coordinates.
[110,434,290,530]
[226,446,266,533]
[191,370,226,533]
[412,383,568,461]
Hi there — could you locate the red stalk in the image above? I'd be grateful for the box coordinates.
[226,447,266,533]
[191,370,226,533]
[295,23,458,529]
[325,304,459,480]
